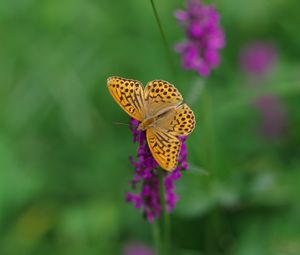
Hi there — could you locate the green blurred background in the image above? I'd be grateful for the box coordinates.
[0,0,300,254]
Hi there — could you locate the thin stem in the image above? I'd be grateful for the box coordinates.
[152,219,161,255]
[187,77,205,106]
[164,208,171,255]
[201,85,222,253]
[201,85,217,176]
[158,169,171,255]
[150,0,176,75]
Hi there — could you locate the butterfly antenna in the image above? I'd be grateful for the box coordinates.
[112,121,129,126]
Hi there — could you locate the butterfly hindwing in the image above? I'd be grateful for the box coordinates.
[156,104,195,137]
[146,127,181,171]
[144,80,183,116]
[107,76,145,121]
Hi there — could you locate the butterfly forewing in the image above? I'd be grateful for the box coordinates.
[107,76,145,121]
[144,80,183,117]
[156,104,195,136]
[146,128,181,171]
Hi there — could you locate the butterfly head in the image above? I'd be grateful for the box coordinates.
[137,117,156,131]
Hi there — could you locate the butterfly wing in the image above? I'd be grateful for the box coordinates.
[146,127,181,171]
[107,76,145,121]
[144,80,183,117]
[156,104,195,136]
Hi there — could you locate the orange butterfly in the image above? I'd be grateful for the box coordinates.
[107,76,195,171]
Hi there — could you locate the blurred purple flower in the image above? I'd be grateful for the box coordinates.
[240,41,278,77]
[126,118,189,222]
[253,94,287,139]
[175,0,225,76]
[123,242,154,255]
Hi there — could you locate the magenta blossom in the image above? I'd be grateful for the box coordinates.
[126,119,189,222]
[253,94,287,139]
[240,41,278,77]
[175,0,225,76]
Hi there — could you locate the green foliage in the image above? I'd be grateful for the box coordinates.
[0,0,299,254]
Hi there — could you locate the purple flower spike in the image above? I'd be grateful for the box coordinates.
[126,118,189,222]
[175,0,225,76]
[240,41,278,77]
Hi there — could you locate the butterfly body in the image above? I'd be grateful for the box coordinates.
[107,76,195,172]
[138,116,156,131]
[138,108,174,131]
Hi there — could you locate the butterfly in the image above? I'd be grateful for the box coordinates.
[107,76,195,172]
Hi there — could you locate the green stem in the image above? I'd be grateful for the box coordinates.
[150,0,176,75]
[202,85,218,176]
[152,219,161,255]
[164,209,171,255]
[158,169,171,255]
[201,86,222,253]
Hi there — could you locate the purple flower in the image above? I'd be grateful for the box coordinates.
[175,0,225,76]
[126,118,189,222]
[123,242,154,255]
[253,94,287,139]
[240,41,278,77]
